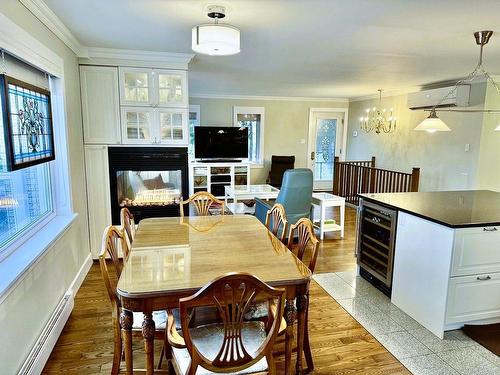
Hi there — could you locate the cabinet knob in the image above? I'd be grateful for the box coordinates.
[476,275,491,281]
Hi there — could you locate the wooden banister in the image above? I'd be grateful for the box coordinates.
[332,157,420,205]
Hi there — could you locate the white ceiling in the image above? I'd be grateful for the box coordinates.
[43,0,500,99]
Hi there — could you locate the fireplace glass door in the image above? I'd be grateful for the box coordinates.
[117,170,182,208]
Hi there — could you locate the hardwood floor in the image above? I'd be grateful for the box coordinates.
[42,207,410,374]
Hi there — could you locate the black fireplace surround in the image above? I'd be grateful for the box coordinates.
[108,146,188,224]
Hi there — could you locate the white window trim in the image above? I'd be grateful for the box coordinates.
[233,106,265,167]
[0,11,76,298]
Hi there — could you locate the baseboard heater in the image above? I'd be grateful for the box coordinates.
[18,291,74,375]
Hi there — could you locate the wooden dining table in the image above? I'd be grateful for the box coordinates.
[117,214,312,375]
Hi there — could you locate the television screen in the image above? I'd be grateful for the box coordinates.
[194,126,248,159]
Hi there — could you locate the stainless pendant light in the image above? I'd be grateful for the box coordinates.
[415,31,500,133]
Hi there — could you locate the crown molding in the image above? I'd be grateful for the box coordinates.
[79,47,194,69]
[350,88,420,102]
[19,0,87,57]
[190,93,349,103]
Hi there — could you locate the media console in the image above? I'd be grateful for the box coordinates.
[189,161,251,198]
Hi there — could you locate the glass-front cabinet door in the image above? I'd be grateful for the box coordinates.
[119,68,152,106]
[156,70,187,107]
[158,109,188,144]
[121,107,155,143]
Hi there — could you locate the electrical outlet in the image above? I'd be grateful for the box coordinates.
[300,138,306,144]
[464,143,470,152]
[353,130,358,137]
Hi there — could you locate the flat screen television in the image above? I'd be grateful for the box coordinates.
[194,126,248,160]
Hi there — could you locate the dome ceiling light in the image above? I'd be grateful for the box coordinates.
[192,5,240,56]
[415,31,500,133]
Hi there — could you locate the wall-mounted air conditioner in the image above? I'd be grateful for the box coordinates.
[407,85,470,109]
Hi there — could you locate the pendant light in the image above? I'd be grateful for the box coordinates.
[414,109,451,132]
[415,31,500,133]
[192,5,240,56]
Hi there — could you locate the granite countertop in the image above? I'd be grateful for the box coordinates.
[359,190,500,228]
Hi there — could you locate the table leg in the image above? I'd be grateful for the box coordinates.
[303,293,314,372]
[284,296,297,375]
[142,312,155,375]
[340,202,345,238]
[320,203,325,240]
[120,309,133,375]
[296,293,308,375]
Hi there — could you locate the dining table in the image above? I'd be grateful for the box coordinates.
[116,214,312,375]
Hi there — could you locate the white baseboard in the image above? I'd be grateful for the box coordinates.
[18,252,93,375]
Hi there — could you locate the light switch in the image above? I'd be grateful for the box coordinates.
[353,130,358,137]
[464,143,470,152]
[300,138,306,144]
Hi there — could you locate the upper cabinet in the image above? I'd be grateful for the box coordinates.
[80,66,121,144]
[119,67,188,108]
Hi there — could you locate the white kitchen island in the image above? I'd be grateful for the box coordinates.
[359,191,500,339]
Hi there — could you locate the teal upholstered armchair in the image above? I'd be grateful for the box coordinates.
[255,168,313,226]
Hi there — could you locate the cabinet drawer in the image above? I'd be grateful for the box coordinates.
[446,272,500,324]
[451,226,500,276]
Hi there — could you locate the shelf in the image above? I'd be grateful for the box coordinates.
[362,233,390,250]
[313,222,342,232]
[364,217,391,231]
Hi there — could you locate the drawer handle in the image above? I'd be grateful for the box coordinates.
[476,276,491,281]
[483,227,498,232]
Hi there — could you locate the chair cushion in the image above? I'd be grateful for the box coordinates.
[132,308,181,330]
[172,321,268,375]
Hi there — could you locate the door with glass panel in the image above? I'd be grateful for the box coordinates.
[307,110,345,190]
[158,109,188,144]
[156,70,187,107]
[119,68,152,106]
[121,107,155,143]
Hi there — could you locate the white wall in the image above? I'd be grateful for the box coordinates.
[346,84,486,191]
[0,2,89,373]
[189,97,348,183]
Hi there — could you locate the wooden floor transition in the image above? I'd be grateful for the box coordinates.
[42,207,410,374]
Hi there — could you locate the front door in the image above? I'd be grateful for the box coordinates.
[307,110,345,190]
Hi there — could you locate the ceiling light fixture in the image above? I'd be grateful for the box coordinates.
[359,89,397,134]
[192,5,240,56]
[415,30,500,133]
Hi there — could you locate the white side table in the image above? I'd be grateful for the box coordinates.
[311,192,345,240]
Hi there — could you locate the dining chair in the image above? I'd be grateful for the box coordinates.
[265,203,288,242]
[179,191,225,217]
[120,207,136,252]
[166,273,286,375]
[286,217,319,372]
[99,226,169,375]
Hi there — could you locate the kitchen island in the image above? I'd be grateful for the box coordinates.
[358,190,500,338]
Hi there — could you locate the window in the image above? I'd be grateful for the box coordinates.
[0,164,53,249]
[233,106,264,165]
[0,52,56,258]
[188,104,200,158]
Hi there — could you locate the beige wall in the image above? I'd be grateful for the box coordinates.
[0,2,89,373]
[346,84,486,191]
[476,81,500,191]
[189,97,348,183]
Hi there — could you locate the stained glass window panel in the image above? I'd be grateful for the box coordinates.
[0,75,55,170]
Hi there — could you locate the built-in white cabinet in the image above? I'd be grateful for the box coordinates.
[451,226,500,276]
[121,107,187,144]
[118,67,189,145]
[189,162,250,198]
[84,145,112,258]
[80,66,121,144]
[446,272,500,324]
[119,67,188,108]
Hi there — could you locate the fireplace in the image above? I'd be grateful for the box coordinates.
[108,147,188,224]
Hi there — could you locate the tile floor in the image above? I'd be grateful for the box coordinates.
[314,271,500,375]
